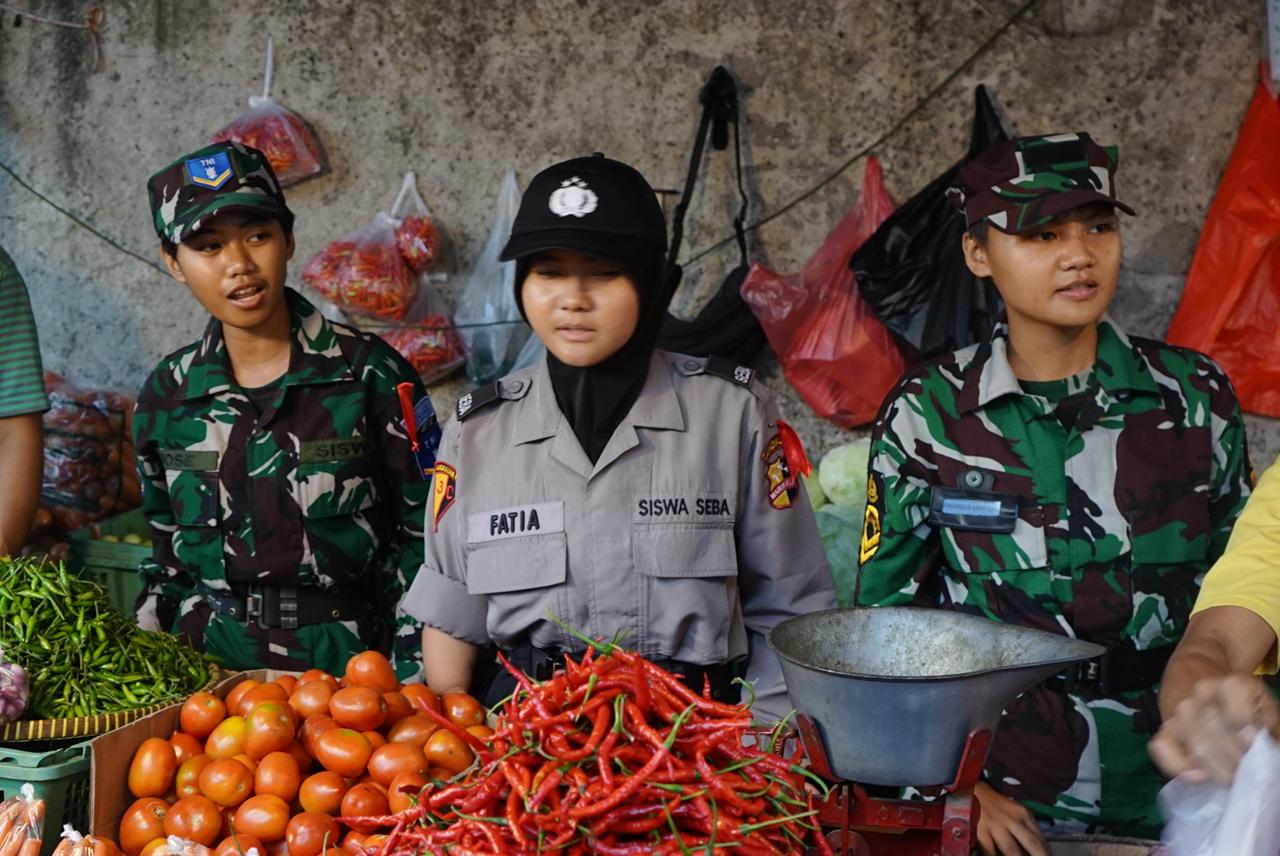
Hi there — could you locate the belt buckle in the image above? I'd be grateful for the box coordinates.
[246,589,265,629]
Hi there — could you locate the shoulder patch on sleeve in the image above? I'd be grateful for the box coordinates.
[704,356,754,387]
[860,473,884,564]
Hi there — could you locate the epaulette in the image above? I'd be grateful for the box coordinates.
[673,355,755,387]
[456,376,533,421]
[704,355,755,387]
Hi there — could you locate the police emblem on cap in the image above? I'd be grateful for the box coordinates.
[549,177,598,218]
[186,151,234,190]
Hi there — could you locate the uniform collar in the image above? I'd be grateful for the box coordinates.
[957,316,1160,414]
[178,289,355,402]
[511,351,685,446]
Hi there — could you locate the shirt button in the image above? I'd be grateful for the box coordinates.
[683,359,700,372]
[507,381,524,394]
[963,470,985,489]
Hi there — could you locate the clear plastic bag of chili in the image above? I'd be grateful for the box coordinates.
[381,286,466,385]
[209,35,323,187]
[302,172,448,324]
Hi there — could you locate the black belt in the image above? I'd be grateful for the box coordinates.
[1045,643,1174,697]
[498,643,740,705]
[202,584,374,630]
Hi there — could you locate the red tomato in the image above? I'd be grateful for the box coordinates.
[398,684,441,716]
[328,687,386,732]
[235,683,290,718]
[285,811,339,856]
[170,732,205,766]
[233,795,291,842]
[180,692,228,739]
[214,834,265,856]
[387,772,428,814]
[244,701,297,760]
[273,675,298,695]
[205,716,248,759]
[164,795,223,846]
[361,731,386,751]
[340,783,389,829]
[224,680,261,717]
[385,715,437,748]
[315,729,373,778]
[381,692,412,727]
[129,738,178,798]
[198,758,254,808]
[295,670,339,691]
[299,715,337,760]
[255,751,302,802]
[176,754,213,800]
[298,771,348,816]
[440,692,484,728]
[288,682,334,720]
[423,730,472,775]
[119,798,168,856]
[365,743,427,788]
[343,651,398,694]
[339,831,368,856]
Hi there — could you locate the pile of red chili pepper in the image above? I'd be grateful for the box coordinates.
[339,638,833,855]
[383,319,466,384]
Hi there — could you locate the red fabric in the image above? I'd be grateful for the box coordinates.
[1167,67,1280,416]
[741,157,902,428]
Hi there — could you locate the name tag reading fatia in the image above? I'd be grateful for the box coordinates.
[468,502,565,543]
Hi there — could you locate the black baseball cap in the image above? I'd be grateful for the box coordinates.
[499,154,667,265]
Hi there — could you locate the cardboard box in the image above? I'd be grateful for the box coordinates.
[88,671,295,841]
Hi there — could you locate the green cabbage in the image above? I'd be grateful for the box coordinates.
[818,439,871,509]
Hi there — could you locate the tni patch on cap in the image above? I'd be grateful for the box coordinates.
[186,151,234,190]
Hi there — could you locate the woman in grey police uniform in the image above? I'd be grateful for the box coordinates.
[400,154,834,721]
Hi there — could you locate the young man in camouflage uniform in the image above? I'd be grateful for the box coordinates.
[857,133,1252,851]
[136,142,435,680]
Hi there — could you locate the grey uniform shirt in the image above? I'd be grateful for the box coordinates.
[402,350,835,720]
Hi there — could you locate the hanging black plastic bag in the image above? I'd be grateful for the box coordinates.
[851,86,1008,358]
[658,66,767,365]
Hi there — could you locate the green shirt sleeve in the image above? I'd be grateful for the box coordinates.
[1205,357,1252,560]
[0,247,50,418]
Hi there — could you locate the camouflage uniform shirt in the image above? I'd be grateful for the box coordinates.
[133,289,432,679]
[857,318,1251,836]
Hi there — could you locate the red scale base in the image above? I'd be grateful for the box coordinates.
[794,714,992,856]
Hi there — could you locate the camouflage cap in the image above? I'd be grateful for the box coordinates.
[147,141,293,243]
[947,132,1136,235]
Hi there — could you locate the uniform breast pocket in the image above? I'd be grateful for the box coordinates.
[295,457,379,519]
[1124,493,1210,566]
[632,524,739,661]
[163,469,224,574]
[939,515,1049,574]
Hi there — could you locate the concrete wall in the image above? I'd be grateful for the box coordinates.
[2,0,1275,464]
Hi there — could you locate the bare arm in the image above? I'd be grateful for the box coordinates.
[0,413,42,556]
[1151,606,1280,782]
[422,625,478,695]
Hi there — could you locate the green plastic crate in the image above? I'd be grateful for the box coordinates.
[0,740,91,856]
[69,508,149,618]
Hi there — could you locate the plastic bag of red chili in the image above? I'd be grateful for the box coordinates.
[302,172,449,322]
[210,35,323,188]
[381,290,466,385]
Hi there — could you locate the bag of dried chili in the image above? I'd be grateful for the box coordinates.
[210,35,324,187]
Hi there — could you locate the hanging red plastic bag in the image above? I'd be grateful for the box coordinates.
[210,36,324,187]
[740,157,901,428]
[1166,66,1280,417]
